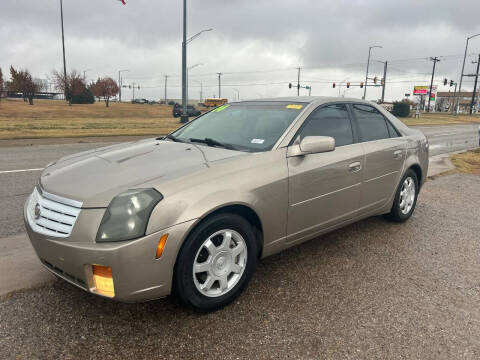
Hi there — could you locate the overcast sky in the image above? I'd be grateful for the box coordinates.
[1,0,480,102]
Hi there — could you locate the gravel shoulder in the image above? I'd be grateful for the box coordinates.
[1,174,479,359]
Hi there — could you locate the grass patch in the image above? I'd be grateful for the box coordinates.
[450,149,480,175]
[0,99,182,139]
[401,113,480,126]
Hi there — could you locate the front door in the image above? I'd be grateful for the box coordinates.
[287,103,364,244]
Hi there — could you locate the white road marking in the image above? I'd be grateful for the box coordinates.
[0,168,44,174]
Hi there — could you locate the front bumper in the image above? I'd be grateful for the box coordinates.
[24,205,195,302]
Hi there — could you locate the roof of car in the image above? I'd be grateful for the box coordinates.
[236,96,376,105]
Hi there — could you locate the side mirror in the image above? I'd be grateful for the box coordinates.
[288,136,335,157]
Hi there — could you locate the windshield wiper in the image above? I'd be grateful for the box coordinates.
[190,137,236,150]
[162,134,187,143]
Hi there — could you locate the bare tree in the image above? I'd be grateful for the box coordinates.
[6,66,39,105]
[52,69,85,105]
[91,77,119,107]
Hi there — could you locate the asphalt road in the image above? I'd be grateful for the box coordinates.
[1,173,479,359]
[416,124,479,156]
[0,124,478,238]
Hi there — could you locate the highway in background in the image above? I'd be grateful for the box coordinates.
[0,124,479,238]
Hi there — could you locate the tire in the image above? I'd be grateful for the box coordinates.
[386,169,419,222]
[173,213,258,312]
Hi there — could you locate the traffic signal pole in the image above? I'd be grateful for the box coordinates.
[297,67,301,96]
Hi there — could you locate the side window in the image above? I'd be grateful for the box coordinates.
[298,104,354,147]
[352,104,390,142]
[386,120,401,138]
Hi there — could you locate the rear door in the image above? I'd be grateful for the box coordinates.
[287,103,364,243]
[349,103,407,213]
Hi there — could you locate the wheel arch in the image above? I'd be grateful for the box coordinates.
[407,163,423,189]
[174,203,264,268]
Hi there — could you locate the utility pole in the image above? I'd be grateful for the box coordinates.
[164,75,169,104]
[381,61,388,103]
[180,0,188,123]
[297,67,301,96]
[59,0,68,100]
[217,73,222,98]
[427,57,440,112]
[469,54,480,115]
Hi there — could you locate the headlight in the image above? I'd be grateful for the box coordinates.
[96,188,163,242]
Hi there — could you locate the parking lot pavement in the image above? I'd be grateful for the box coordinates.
[1,173,479,359]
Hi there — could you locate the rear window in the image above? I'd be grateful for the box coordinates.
[352,104,390,142]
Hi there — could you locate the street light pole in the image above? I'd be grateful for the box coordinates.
[469,54,480,115]
[118,69,129,102]
[164,75,169,104]
[181,0,188,123]
[456,33,480,114]
[217,73,223,98]
[59,0,68,100]
[187,63,203,105]
[363,45,382,100]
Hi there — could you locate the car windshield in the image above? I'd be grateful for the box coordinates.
[171,102,305,152]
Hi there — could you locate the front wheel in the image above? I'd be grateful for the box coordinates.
[386,169,419,222]
[173,213,258,312]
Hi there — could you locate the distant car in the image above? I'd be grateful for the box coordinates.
[132,98,149,104]
[172,103,202,118]
[25,97,428,311]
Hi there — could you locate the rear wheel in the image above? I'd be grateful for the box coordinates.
[386,169,419,222]
[174,213,257,312]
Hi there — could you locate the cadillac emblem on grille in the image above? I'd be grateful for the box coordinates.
[34,203,41,219]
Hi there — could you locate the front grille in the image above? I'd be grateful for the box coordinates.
[26,187,82,238]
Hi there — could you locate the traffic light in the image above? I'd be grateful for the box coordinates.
[360,82,364,88]
[332,82,336,88]
[443,78,448,86]
[346,82,350,88]
[373,76,377,84]
[288,83,292,89]
[450,80,454,87]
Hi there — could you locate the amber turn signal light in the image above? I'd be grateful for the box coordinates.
[92,265,115,298]
[155,234,169,259]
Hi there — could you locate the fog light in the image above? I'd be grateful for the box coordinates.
[155,234,169,259]
[92,265,115,298]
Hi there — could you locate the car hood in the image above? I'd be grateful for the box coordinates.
[39,138,245,207]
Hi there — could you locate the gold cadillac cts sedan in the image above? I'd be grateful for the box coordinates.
[24,97,428,311]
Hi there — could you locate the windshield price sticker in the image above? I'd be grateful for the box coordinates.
[286,104,303,110]
[251,139,265,144]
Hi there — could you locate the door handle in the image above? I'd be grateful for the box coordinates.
[393,150,403,159]
[348,162,362,172]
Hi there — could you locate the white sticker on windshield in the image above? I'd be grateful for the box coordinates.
[251,139,265,144]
